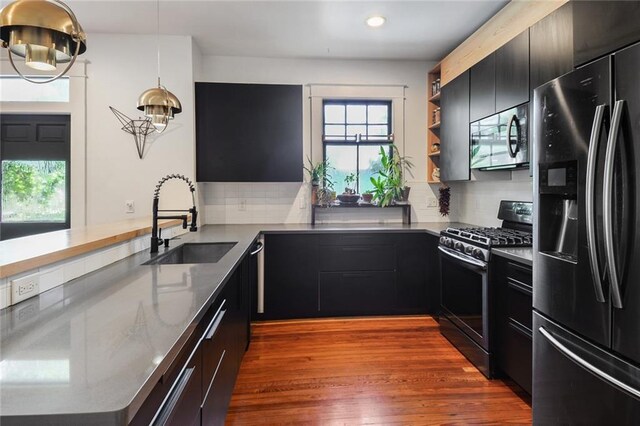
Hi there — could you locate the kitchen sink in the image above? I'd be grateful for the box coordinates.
[144,242,237,265]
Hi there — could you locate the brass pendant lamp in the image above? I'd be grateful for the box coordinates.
[137,0,181,133]
[0,0,87,84]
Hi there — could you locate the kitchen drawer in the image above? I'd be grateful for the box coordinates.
[201,298,230,394]
[501,320,532,394]
[318,244,396,272]
[316,233,396,246]
[201,349,236,426]
[153,346,202,426]
[319,271,396,314]
[506,278,533,330]
[505,261,532,286]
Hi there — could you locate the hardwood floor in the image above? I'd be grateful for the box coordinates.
[227,316,531,425]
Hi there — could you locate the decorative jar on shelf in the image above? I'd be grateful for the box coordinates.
[432,167,440,181]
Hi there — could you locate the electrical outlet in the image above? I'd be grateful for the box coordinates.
[125,200,135,213]
[239,200,247,211]
[427,198,438,208]
[11,273,40,304]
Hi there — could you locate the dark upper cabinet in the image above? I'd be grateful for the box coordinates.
[469,53,496,122]
[195,82,303,182]
[530,2,574,93]
[440,70,470,182]
[495,29,530,112]
[573,1,640,67]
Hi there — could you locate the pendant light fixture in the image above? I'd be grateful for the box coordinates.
[137,0,181,133]
[0,0,87,84]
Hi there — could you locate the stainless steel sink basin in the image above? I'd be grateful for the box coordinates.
[144,242,237,265]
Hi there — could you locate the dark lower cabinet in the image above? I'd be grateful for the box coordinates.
[263,234,318,320]
[493,256,532,394]
[319,271,396,315]
[133,252,252,426]
[263,232,434,319]
[154,347,202,426]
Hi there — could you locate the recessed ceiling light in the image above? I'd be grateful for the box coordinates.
[366,16,386,28]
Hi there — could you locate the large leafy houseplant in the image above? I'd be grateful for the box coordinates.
[370,145,414,207]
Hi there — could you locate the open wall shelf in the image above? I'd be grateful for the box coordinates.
[427,63,442,184]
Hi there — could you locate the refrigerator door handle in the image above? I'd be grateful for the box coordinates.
[604,100,625,309]
[585,104,607,303]
[539,326,640,399]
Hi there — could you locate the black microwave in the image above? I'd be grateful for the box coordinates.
[470,104,529,170]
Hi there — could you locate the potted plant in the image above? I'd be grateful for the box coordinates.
[304,157,334,205]
[337,173,360,204]
[370,145,414,207]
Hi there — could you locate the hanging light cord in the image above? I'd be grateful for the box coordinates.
[156,0,161,88]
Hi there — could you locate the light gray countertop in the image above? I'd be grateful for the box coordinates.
[0,222,464,425]
[492,247,534,266]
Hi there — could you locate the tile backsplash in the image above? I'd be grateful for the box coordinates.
[199,182,447,224]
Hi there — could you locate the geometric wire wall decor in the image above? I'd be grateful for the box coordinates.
[110,106,156,159]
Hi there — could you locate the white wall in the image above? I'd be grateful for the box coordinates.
[449,170,533,227]
[85,34,196,225]
[198,55,447,224]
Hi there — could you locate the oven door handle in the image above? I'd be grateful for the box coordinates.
[438,246,487,271]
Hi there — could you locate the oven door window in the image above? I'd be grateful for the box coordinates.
[441,256,485,338]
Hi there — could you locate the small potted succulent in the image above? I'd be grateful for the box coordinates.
[337,173,360,204]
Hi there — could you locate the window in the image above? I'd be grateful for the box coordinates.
[0,76,70,102]
[0,115,70,240]
[323,100,392,194]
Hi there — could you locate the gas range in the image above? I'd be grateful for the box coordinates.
[438,200,533,378]
[438,201,533,263]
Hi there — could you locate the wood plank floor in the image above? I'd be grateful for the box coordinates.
[227,316,531,425]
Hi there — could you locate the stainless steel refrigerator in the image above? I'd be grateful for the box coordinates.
[533,42,640,423]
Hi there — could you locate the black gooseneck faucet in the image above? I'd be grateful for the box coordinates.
[151,174,198,253]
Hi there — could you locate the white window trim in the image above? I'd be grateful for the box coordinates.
[307,84,407,173]
[0,58,88,228]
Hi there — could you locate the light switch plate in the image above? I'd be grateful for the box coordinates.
[11,273,40,304]
[427,198,438,208]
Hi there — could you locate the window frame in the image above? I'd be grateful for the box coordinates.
[0,114,71,240]
[322,100,393,194]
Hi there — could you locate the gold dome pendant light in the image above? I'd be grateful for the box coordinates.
[137,0,181,133]
[0,0,87,84]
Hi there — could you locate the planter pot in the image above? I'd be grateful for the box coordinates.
[361,193,373,203]
[337,193,360,204]
[311,184,319,205]
[401,186,411,202]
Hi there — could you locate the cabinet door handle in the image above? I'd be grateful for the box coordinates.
[202,349,226,408]
[507,278,532,296]
[342,272,372,278]
[152,366,195,426]
[205,308,227,341]
[341,247,373,252]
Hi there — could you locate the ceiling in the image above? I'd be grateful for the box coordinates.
[67,0,509,61]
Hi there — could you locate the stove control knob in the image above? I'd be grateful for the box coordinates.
[454,242,464,251]
[465,245,474,255]
[439,236,446,245]
[473,248,485,261]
